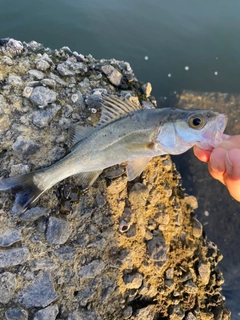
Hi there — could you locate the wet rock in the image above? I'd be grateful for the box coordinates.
[123,271,143,289]
[147,232,169,263]
[30,86,57,106]
[165,267,174,280]
[86,94,103,108]
[192,217,203,238]
[18,272,57,308]
[26,80,41,87]
[0,228,22,247]
[185,313,197,320]
[154,211,170,226]
[101,65,122,86]
[100,276,116,301]
[184,280,198,294]
[41,78,56,88]
[57,58,87,76]
[0,114,10,132]
[12,136,40,157]
[54,246,76,262]
[25,40,44,52]
[10,164,29,176]
[78,260,105,279]
[32,104,61,128]
[5,308,28,320]
[39,53,53,64]
[123,306,132,319]
[28,69,45,80]
[36,59,50,71]
[1,56,13,65]
[67,309,102,320]
[169,305,185,319]
[8,75,23,87]
[0,247,29,267]
[0,38,23,55]
[20,207,50,221]
[198,262,211,285]
[0,272,16,303]
[77,281,96,306]
[96,194,106,208]
[33,304,59,320]
[184,195,198,210]
[134,305,157,320]
[46,217,72,245]
[162,158,172,171]
[93,88,108,95]
[31,259,56,271]
[129,183,149,207]
[141,82,152,97]
[49,72,67,86]
[103,165,124,179]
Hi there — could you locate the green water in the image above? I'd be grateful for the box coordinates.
[1,0,240,317]
[1,0,240,99]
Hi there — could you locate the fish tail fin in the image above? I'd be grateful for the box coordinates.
[0,172,44,214]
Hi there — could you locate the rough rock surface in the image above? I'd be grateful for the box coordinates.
[0,39,230,319]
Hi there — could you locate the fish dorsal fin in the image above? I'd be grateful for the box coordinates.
[126,156,152,181]
[69,124,94,147]
[98,95,143,126]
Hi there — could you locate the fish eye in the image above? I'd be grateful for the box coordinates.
[188,115,205,129]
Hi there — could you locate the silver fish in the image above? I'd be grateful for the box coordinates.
[0,96,227,213]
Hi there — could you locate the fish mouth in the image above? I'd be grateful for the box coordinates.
[196,113,228,150]
[212,114,228,147]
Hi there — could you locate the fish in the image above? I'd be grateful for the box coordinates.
[0,95,228,214]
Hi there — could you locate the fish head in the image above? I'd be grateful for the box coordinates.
[156,109,228,154]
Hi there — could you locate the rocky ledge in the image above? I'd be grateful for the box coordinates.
[0,38,230,319]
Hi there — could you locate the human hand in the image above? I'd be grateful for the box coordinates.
[193,135,240,201]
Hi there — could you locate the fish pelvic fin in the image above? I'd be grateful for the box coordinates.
[126,157,152,181]
[0,173,45,214]
[77,170,103,190]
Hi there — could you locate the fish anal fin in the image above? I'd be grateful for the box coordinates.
[69,124,94,148]
[126,157,152,181]
[77,170,103,190]
[98,95,143,126]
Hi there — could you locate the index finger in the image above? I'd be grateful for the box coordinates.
[193,145,211,163]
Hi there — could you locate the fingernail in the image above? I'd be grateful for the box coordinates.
[210,153,219,172]
[225,151,233,175]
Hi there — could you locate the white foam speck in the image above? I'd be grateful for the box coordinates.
[184,66,189,71]
[144,56,149,60]
[168,73,171,77]
[214,71,218,75]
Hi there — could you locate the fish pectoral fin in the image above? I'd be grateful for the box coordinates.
[126,157,152,181]
[69,124,94,148]
[77,170,103,190]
